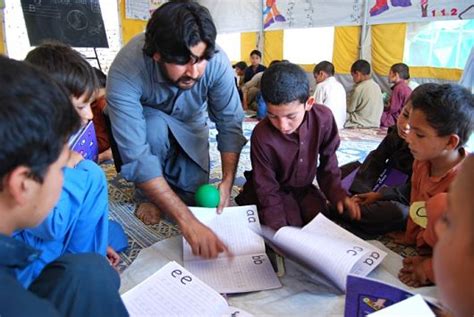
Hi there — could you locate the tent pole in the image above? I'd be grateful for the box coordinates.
[258,0,264,60]
[360,0,370,59]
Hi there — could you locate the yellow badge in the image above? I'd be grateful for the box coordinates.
[409,201,427,228]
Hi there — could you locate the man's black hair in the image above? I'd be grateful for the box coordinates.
[25,42,99,101]
[313,61,335,76]
[390,63,410,80]
[411,83,474,148]
[0,56,79,185]
[143,1,217,64]
[250,50,262,58]
[261,62,309,105]
[351,59,371,75]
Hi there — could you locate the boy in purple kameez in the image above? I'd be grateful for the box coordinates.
[236,62,360,230]
[380,63,412,127]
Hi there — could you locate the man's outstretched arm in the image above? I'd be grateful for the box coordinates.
[217,151,240,213]
[138,176,228,258]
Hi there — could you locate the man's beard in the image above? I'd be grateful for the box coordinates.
[158,62,201,90]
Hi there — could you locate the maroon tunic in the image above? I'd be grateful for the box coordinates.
[380,81,412,127]
[236,105,346,230]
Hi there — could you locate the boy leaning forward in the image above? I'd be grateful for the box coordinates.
[236,62,360,231]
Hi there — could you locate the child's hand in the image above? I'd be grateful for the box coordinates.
[351,192,382,205]
[337,196,361,220]
[106,246,121,269]
[98,148,113,163]
[67,150,84,168]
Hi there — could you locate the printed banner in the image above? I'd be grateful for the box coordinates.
[124,1,473,31]
[262,0,473,30]
[367,0,474,25]
[263,0,364,29]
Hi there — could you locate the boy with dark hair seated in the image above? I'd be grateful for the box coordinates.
[243,49,266,83]
[352,83,473,287]
[312,60,347,130]
[339,101,414,239]
[345,101,413,195]
[380,63,412,127]
[345,59,384,128]
[0,56,128,317]
[92,67,113,163]
[236,62,360,231]
[14,42,125,287]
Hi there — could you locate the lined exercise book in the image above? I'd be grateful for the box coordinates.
[259,213,387,292]
[183,205,282,294]
[121,261,251,317]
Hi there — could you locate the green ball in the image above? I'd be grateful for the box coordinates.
[195,184,220,208]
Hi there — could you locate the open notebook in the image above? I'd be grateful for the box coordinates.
[183,205,281,294]
[121,261,252,317]
[259,213,387,291]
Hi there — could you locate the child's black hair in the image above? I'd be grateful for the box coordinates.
[313,61,335,76]
[351,59,371,75]
[261,62,309,105]
[411,83,474,148]
[390,63,410,80]
[250,49,262,58]
[0,56,79,185]
[25,42,99,101]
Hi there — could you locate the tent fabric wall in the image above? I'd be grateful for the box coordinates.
[0,8,5,55]
[410,66,462,81]
[240,30,283,69]
[238,26,361,74]
[263,30,284,66]
[371,23,462,81]
[117,1,464,83]
[371,23,406,76]
[0,26,4,55]
[240,32,258,64]
[333,26,361,74]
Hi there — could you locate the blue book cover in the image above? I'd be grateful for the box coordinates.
[344,275,439,317]
[341,167,408,194]
[69,120,98,162]
[372,168,409,192]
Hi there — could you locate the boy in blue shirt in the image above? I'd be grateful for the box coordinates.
[0,56,127,317]
[14,42,123,287]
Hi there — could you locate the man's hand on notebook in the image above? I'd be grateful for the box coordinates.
[183,219,230,259]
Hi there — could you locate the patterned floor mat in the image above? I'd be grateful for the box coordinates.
[105,123,418,272]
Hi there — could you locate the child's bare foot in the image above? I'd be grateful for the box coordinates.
[386,231,411,245]
[106,246,120,271]
[135,202,161,225]
[98,148,113,163]
[398,256,433,287]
